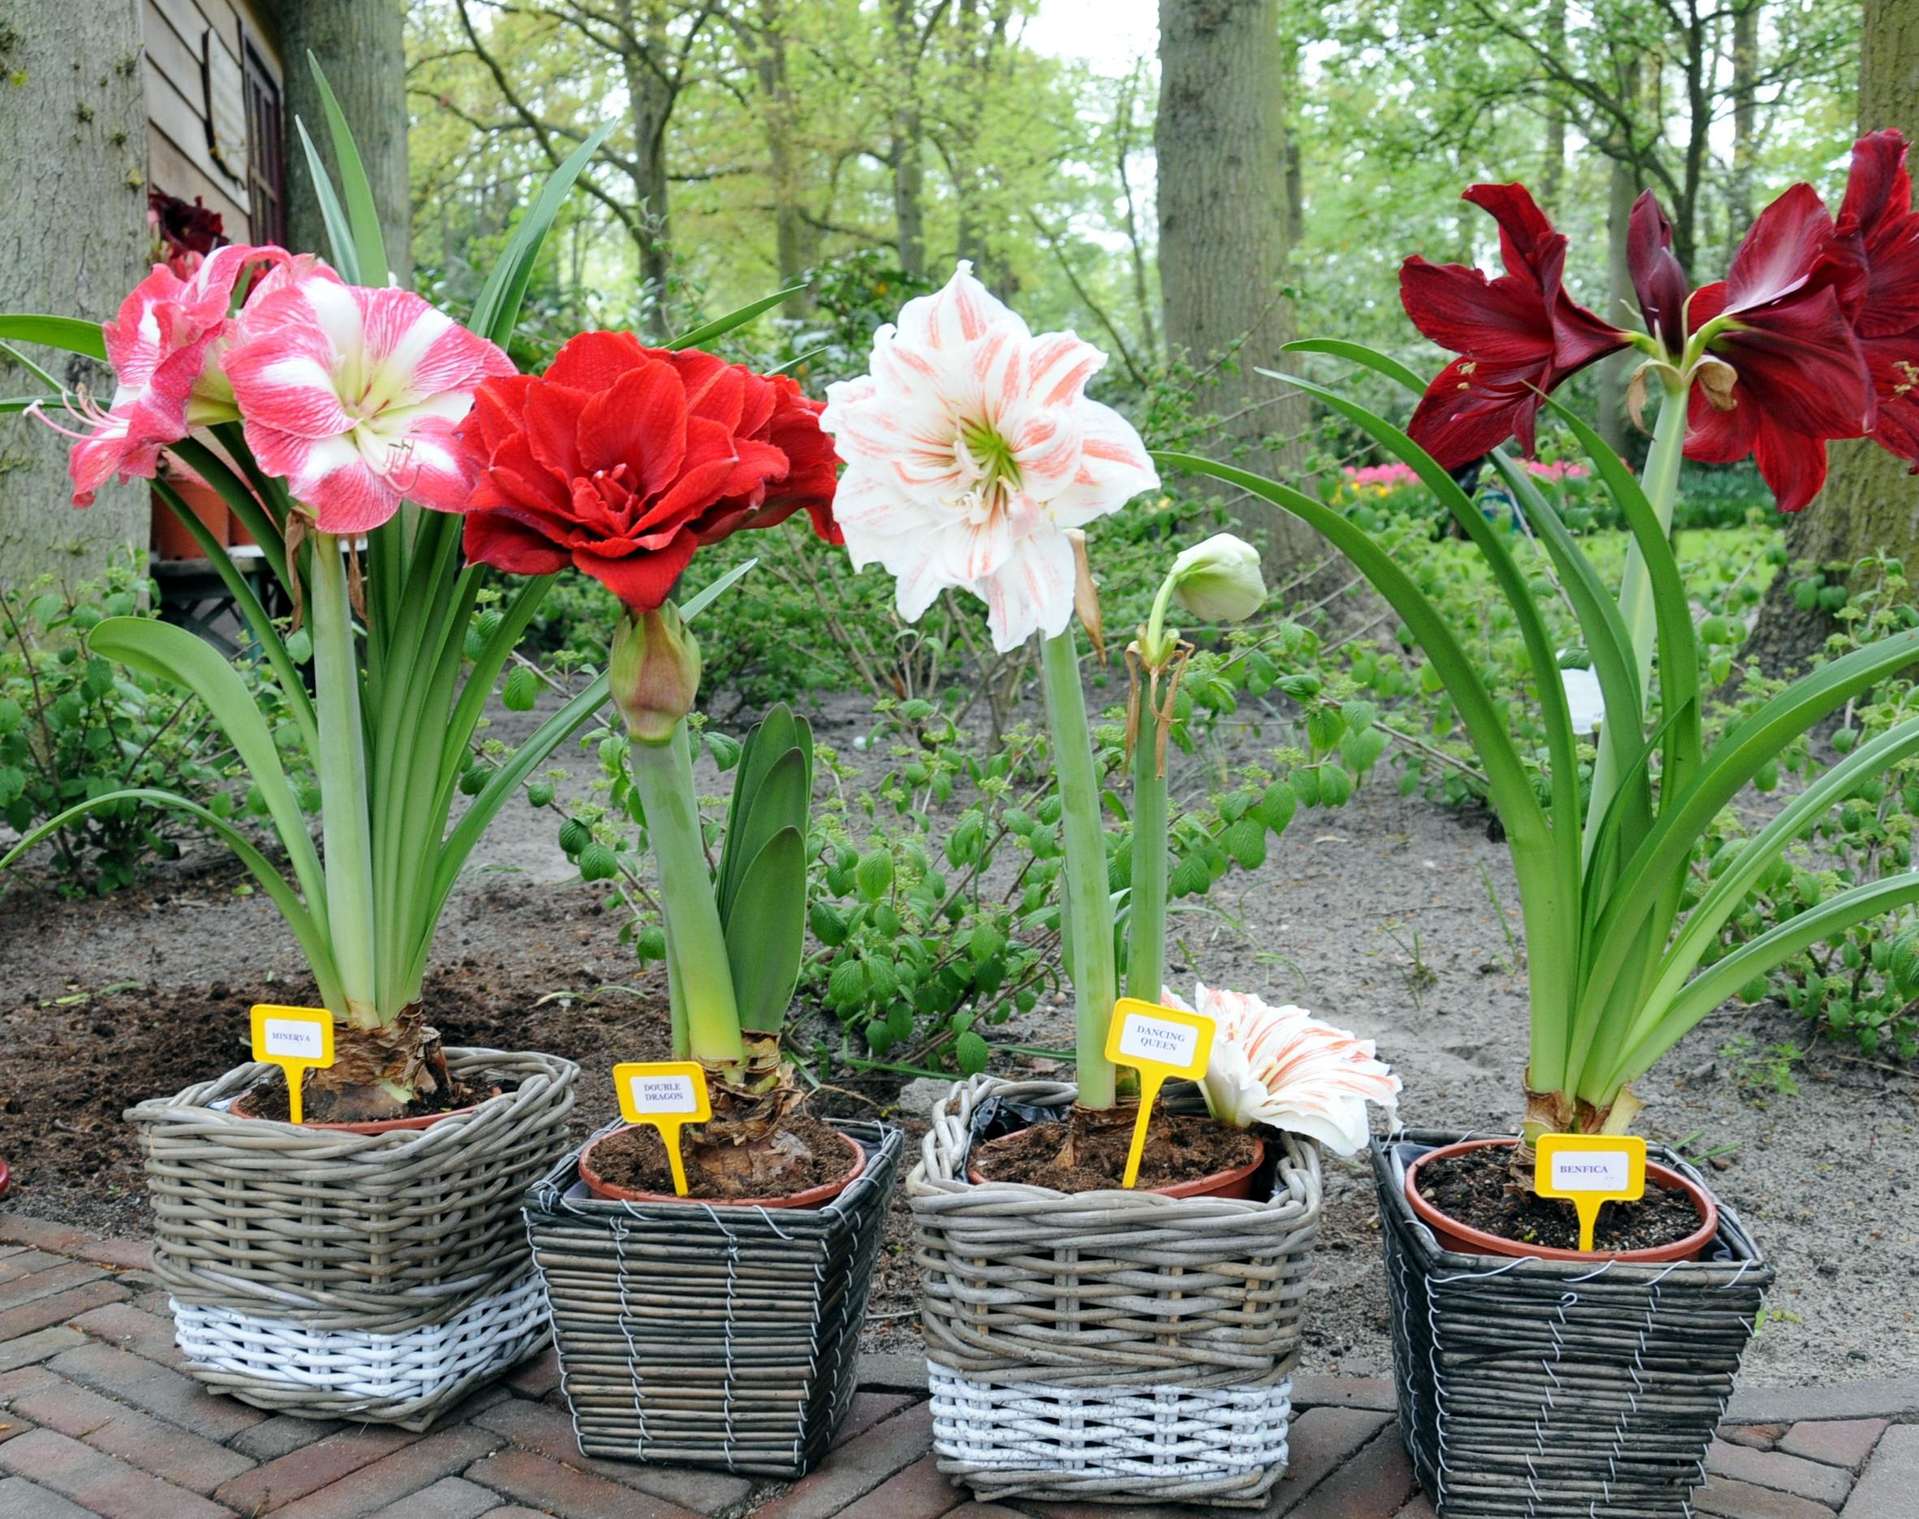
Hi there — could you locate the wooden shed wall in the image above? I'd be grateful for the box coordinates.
[142,0,282,243]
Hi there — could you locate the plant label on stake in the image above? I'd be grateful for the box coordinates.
[249,1005,335,1126]
[1534,1133,1648,1252]
[1104,998,1215,1189]
[612,1061,711,1197]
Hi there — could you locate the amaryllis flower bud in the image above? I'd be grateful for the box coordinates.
[1169,532,1267,623]
[610,603,702,744]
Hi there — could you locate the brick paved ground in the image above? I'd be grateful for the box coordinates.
[0,1214,1912,1519]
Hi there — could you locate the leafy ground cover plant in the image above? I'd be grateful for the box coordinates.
[1165,136,1919,1168]
[0,559,237,894]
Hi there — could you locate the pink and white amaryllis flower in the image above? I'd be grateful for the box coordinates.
[819,261,1159,652]
[1164,982,1401,1155]
[224,265,513,534]
[51,243,285,506]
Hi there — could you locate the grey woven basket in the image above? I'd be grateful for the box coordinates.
[1374,1129,1773,1519]
[908,1074,1323,1508]
[126,1047,578,1429]
[523,1116,903,1478]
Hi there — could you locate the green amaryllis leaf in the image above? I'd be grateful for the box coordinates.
[679,557,758,620]
[413,670,610,981]
[0,787,344,1012]
[169,436,289,590]
[0,315,106,360]
[87,617,329,926]
[1259,375,1586,1076]
[0,340,61,392]
[0,395,65,414]
[719,703,808,919]
[308,55,388,283]
[666,284,807,351]
[1268,339,1427,394]
[726,826,805,1032]
[1607,870,1919,1097]
[293,116,361,285]
[1637,713,1919,1043]
[719,747,807,923]
[470,121,617,346]
[1539,392,1701,800]
[151,477,316,755]
[1578,625,1919,1032]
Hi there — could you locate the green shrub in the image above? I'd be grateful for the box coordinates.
[0,560,233,894]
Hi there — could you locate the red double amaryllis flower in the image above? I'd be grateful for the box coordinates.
[1683,183,1872,511]
[1834,129,1919,467]
[453,331,840,610]
[1401,185,1631,469]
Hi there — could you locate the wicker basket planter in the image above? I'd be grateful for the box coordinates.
[522,1116,902,1478]
[909,1075,1323,1508]
[1373,1129,1774,1519]
[126,1047,578,1430]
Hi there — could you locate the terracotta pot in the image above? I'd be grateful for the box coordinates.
[1404,1136,1719,1263]
[151,475,231,560]
[577,1125,866,1208]
[968,1122,1267,1200]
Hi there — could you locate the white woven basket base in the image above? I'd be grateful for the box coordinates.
[927,1360,1291,1480]
[171,1271,547,1403]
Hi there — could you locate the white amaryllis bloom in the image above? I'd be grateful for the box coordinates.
[1164,982,1400,1155]
[820,261,1159,652]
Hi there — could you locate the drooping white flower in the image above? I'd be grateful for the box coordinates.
[819,261,1159,652]
[1164,982,1400,1155]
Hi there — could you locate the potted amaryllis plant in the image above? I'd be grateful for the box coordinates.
[827,263,1397,1506]
[1162,131,1919,1519]
[443,330,903,1476]
[0,83,784,1430]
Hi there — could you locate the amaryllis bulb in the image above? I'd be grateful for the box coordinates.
[610,602,702,744]
[1169,532,1267,623]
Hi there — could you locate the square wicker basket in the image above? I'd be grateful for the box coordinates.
[1374,1129,1774,1519]
[128,1048,579,1430]
[908,1075,1322,1508]
[522,1117,902,1478]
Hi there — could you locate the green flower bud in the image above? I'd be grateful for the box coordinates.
[609,602,701,744]
[1169,532,1267,623]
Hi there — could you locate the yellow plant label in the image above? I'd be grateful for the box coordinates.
[612,1061,711,1197]
[249,1005,335,1126]
[1104,998,1216,1189]
[1533,1132,1647,1252]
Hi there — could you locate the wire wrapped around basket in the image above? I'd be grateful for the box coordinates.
[909,1075,1322,1507]
[1373,1129,1773,1519]
[523,1118,902,1479]
[126,1048,577,1427]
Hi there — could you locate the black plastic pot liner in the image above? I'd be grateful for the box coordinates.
[1373,1129,1773,1519]
[522,1118,902,1479]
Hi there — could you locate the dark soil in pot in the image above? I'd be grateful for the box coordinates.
[579,1112,862,1204]
[970,1106,1262,1195]
[1413,1141,1709,1254]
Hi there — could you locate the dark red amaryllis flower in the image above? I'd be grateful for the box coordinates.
[1684,183,1873,511]
[1836,129,1919,467]
[1401,184,1631,468]
[453,331,841,610]
[1627,192,1690,359]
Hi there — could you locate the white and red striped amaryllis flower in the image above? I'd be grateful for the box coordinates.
[53,243,287,506]
[819,261,1159,652]
[1164,981,1401,1155]
[224,264,513,533]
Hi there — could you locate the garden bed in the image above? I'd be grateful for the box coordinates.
[2,698,1915,1384]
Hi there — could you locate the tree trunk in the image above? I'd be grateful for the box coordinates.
[0,1,152,592]
[888,0,925,277]
[1728,2,1759,240]
[1540,0,1566,208]
[746,0,808,301]
[269,0,410,280]
[1746,0,1919,675]
[1156,0,1317,582]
